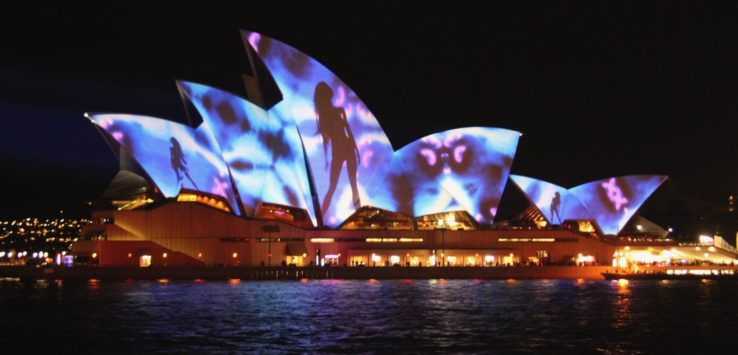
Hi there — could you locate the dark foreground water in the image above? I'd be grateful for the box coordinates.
[1,278,737,353]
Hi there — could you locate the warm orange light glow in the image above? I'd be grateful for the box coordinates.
[162,252,168,258]
[177,193,231,213]
[617,279,629,286]
[310,238,335,243]
[127,252,132,258]
[197,252,203,258]
[228,278,240,285]
[157,278,169,283]
[576,253,595,264]
[91,252,98,259]
[498,238,555,243]
[232,252,238,258]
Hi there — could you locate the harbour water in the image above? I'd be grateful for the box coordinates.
[1,278,736,353]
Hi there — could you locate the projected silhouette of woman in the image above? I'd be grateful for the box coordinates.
[550,191,562,224]
[314,81,360,217]
[170,137,198,189]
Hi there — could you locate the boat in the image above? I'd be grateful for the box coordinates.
[602,271,738,280]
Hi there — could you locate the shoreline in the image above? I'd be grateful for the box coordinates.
[3,265,736,281]
[1,265,612,281]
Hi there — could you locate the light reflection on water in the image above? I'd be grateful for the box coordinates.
[0,279,737,353]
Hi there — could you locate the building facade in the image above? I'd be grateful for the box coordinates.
[74,31,735,269]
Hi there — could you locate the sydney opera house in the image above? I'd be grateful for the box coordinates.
[73,31,737,268]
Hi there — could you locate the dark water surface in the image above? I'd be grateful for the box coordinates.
[1,278,736,353]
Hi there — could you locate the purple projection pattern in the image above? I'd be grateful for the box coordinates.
[243,31,394,227]
[177,81,317,225]
[569,175,667,235]
[510,175,593,224]
[88,113,240,215]
[368,127,520,223]
[513,174,666,235]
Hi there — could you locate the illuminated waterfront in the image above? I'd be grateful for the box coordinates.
[1,278,736,352]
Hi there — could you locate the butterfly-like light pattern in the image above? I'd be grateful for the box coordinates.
[513,175,667,235]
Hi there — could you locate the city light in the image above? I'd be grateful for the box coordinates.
[371,253,381,263]
[310,238,335,243]
[575,253,595,264]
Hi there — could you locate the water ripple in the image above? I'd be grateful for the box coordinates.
[1,279,737,353]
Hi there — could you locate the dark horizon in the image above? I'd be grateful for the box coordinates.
[1,2,737,239]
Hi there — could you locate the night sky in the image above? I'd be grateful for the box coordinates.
[1,2,737,238]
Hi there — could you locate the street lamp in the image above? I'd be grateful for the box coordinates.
[262,225,280,266]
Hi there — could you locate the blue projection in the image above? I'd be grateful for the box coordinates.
[369,127,520,223]
[89,113,240,215]
[86,31,670,233]
[177,81,317,225]
[569,175,666,235]
[242,31,394,227]
[510,175,592,224]
[364,154,414,217]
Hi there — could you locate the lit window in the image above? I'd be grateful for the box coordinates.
[139,255,151,268]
